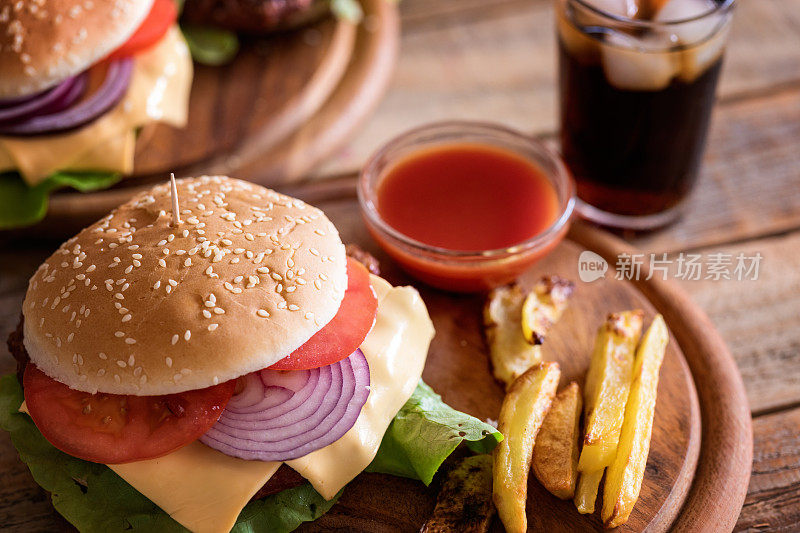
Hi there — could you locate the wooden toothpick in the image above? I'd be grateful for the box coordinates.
[170,173,182,226]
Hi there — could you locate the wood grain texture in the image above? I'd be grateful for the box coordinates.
[134,15,355,178]
[735,406,800,532]
[317,0,800,177]
[674,231,800,415]
[630,88,800,254]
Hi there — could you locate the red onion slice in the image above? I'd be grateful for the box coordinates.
[200,349,371,461]
[0,74,86,125]
[0,59,133,136]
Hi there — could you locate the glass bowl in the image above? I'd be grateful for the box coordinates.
[358,121,576,292]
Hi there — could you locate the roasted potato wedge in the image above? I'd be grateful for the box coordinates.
[484,277,574,387]
[422,454,495,533]
[493,361,561,533]
[533,381,582,500]
[574,468,603,515]
[602,315,668,528]
[521,276,575,345]
[579,310,643,475]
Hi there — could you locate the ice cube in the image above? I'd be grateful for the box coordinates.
[679,23,730,82]
[655,0,726,45]
[601,31,681,90]
[656,0,715,21]
[584,0,640,18]
[574,0,640,28]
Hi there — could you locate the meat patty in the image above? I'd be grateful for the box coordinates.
[7,316,28,384]
[181,0,324,34]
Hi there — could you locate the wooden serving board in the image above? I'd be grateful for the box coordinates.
[33,0,399,232]
[279,179,750,532]
[0,179,752,532]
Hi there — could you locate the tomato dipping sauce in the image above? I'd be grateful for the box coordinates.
[359,122,575,292]
[376,144,560,251]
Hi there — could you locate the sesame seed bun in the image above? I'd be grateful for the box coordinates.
[22,176,348,395]
[0,0,154,98]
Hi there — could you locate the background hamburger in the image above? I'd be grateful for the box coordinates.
[1,175,501,532]
[0,0,193,229]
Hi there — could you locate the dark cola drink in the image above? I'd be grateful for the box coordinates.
[557,0,736,229]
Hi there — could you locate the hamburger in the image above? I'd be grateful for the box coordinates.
[0,0,193,229]
[1,175,501,532]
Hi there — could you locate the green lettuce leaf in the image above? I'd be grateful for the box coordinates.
[181,26,240,66]
[367,381,502,484]
[0,375,500,532]
[0,171,121,229]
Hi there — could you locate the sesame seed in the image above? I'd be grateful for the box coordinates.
[159,259,167,268]
[214,307,225,314]
[115,293,124,300]
[184,258,192,267]
[67,333,74,342]
[288,304,300,311]
[184,330,191,341]
[208,323,218,331]
[153,281,161,289]
[125,338,136,345]
[117,360,127,368]
[171,335,179,345]
[169,279,177,287]
[122,314,132,322]
[166,357,173,368]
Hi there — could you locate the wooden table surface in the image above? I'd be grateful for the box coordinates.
[1,1,799,531]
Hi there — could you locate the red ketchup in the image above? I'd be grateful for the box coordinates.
[370,143,565,291]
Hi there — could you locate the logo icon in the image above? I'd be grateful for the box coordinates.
[578,250,608,283]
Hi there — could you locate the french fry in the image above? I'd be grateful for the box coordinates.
[574,468,603,515]
[484,277,574,387]
[422,454,495,533]
[493,362,561,533]
[602,315,669,529]
[532,381,582,500]
[579,310,643,474]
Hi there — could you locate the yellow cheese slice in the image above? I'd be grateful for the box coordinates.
[109,443,280,533]
[20,277,433,533]
[286,276,434,499]
[0,25,192,183]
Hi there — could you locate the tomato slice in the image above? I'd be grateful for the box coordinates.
[23,365,235,464]
[108,0,177,59]
[269,257,379,371]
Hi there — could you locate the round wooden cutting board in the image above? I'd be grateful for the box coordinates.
[33,0,399,232]
[280,178,751,533]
